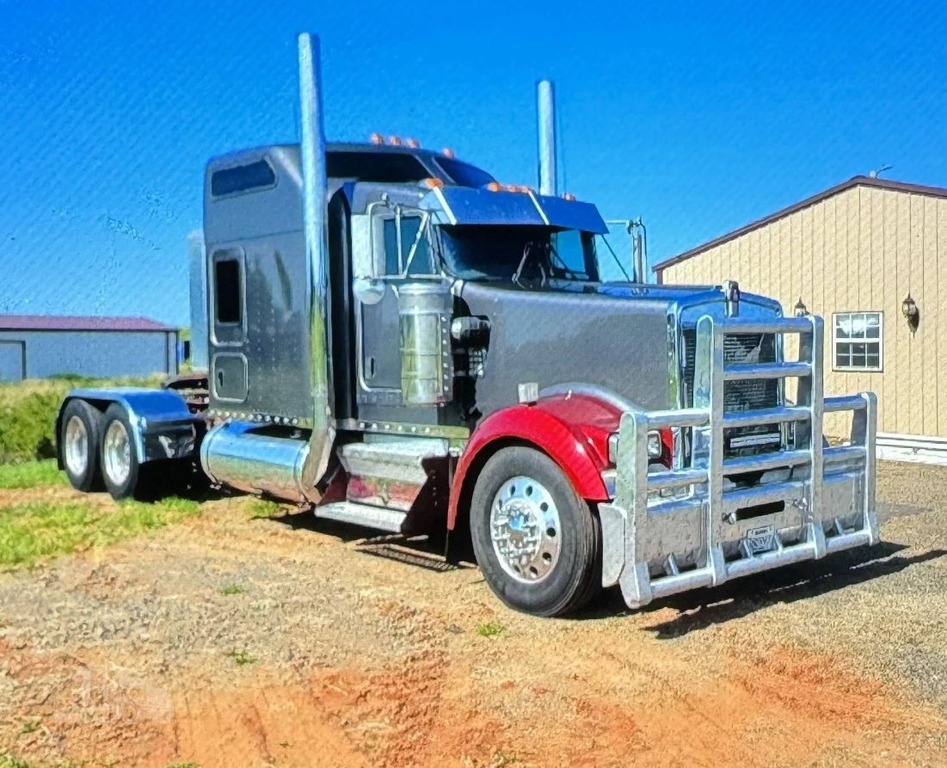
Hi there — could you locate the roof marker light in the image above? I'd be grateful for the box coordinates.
[369,133,384,145]
[486,181,502,192]
[420,177,445,189]
[442,147,456,158]
[406,137,420,148]
[562,192,576,201]
[388,135,403,146]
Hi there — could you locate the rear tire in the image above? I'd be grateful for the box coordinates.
[469,446,601,617]
[60,399,103,492]
[100,403,151,501]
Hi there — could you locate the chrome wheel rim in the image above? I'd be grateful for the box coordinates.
[489,475,562,584]
[103,420,131,487]
[63,415,89,478]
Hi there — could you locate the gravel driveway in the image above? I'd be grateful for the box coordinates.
[2,460,946,767]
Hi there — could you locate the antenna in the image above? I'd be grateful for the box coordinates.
[869,163,892,179]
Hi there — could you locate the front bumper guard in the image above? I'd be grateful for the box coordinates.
[599,314,878,609]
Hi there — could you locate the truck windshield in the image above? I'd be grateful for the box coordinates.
[437,225,599,282]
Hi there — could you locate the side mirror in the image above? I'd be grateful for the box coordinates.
[353,276,386,305]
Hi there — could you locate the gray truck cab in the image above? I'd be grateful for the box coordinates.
[56,34,879,620]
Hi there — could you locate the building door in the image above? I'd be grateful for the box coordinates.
[0,340,26,382]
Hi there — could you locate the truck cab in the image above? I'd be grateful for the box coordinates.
[56,34,879,619]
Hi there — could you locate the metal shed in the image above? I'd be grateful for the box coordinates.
[653,175,947,461]
[0,315,179,382]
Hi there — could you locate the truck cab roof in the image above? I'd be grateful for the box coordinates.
[326,142,496,187]
[206,142,496,193]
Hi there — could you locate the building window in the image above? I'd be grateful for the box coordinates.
[833,312,883,372]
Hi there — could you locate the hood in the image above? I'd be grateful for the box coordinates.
[553,280,784,327]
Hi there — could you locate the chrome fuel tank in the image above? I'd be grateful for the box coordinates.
[200,420,310,502]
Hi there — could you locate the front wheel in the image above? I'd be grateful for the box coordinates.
[469,446,601,617]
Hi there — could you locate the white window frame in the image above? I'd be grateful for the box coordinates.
[832,311,884,372]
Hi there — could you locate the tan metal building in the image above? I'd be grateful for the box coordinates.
[654,175,947,455]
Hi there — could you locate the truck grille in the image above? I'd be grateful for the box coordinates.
[681,330,780,457]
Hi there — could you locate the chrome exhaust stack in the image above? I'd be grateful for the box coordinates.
[537,79,557,196]
[296,32,335,502]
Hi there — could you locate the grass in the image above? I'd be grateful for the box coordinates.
[0,460,65,490]
[224,649,256,666]
[0,375,165,464]
[0,753,31,768]
[476,621,506,638]
[220,583,245,595]
[247,498,285,520]
[0,496,201,569]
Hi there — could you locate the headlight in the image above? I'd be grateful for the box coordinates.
[647,430,662,459]
[608,430,663,463]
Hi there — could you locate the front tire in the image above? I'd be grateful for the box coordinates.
[60,399,103,492]
[469,446,601,617]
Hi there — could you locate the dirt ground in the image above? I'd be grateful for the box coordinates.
[2,461,947,768]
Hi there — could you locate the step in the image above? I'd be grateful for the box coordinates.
[339,438,449,484]
[314,501,407,533]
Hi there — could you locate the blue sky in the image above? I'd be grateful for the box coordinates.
[1,0,945,326]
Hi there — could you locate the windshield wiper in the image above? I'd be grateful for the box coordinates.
[512,242,547,288]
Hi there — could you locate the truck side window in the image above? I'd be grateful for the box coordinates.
[383,216,431,276]
[215,258,242,324]
[551,230,594,280]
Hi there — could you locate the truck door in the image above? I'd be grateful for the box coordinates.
[357,206,439,404]
[209,247,249,403]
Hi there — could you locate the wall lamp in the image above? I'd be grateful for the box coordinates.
[793,297,809,317]
[902,293,919,335]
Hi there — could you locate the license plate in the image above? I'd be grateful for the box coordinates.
[744,524,775,554]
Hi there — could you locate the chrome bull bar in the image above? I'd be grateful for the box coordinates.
[598,314,878,609]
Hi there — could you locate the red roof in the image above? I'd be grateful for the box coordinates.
[0,314,176,332]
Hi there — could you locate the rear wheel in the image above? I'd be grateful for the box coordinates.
[470,446,601,617]
[100,403,150,501]
[60,399,103,492]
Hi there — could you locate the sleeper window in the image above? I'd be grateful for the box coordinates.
[215,259,242,325]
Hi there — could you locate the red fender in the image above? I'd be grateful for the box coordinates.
[447,393,623,530]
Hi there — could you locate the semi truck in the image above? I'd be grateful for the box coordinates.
[55,33,879,618]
